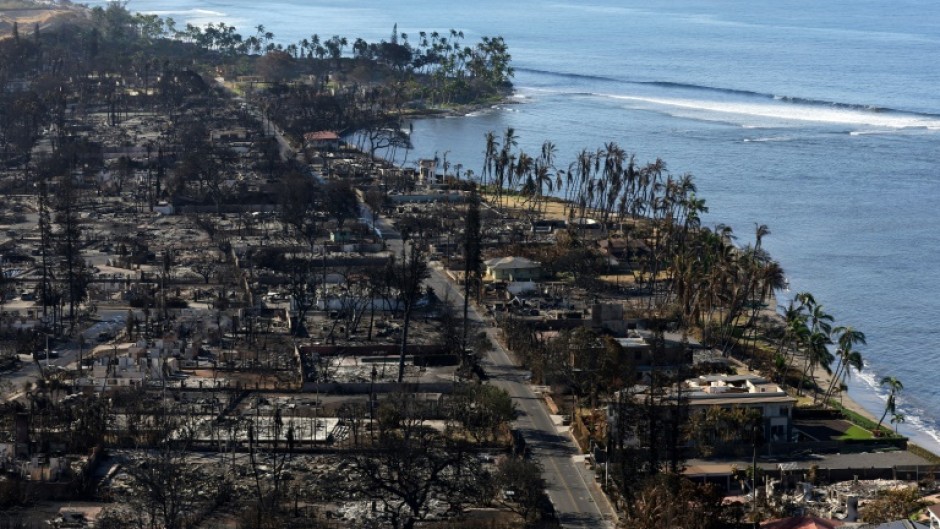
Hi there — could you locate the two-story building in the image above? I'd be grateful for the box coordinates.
[685,374,796,443]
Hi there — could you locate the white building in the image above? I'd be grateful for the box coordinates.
[686,374,796,443]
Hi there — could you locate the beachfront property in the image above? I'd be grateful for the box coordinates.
[686,374,796,443]
[608,374,796,451]
[303,130,342,151]
[416,158,438,183]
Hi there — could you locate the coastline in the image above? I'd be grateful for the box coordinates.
[812,356,940,460]
[749,294,940,457]
[402,93,518,120]
[14,0,940,462]
[475,187,940,459]
[0,3,86,39]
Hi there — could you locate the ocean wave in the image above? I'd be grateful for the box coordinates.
[516,67,940,123]
[640,80,767,99]
[599,93,940,129]
[772,94,894,114]
[523,83,940,131]
[897,405,940,447]
[743,136,797,143]
[143,8,228,18]
[853,369,940,450]
[848,127,931,136]
[515,67,623,84]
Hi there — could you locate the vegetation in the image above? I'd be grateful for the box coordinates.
[0,2,916,527]
[860,486,924,524]
[836,424,872,441]
[829,399,900,438]
[877,375,904,433]
[620,475,742,529]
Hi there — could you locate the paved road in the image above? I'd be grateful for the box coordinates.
[423,265,615,528]
[251,95,616,527]
[375,208,615,528]
[2,311,126,401]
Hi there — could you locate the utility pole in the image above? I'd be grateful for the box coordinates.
[370,365,377,442]
[752,422,760,528]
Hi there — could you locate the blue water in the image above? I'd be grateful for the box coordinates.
[100,0,940,451]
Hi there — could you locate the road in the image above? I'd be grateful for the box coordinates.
[425,267,615,528]
[235,93,298,165]
[374,211,615,528]
[255,98,617,528]
[2,311,126,401]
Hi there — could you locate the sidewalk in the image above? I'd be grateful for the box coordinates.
[549,411,620,525]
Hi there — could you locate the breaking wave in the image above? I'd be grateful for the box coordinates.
[517,67,940,129]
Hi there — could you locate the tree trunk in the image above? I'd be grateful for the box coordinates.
[397,301,412,383]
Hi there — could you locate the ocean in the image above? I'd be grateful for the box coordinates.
[100,0,940,451]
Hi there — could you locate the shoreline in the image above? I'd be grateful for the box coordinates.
[765,292,940,457]
[0,4,86,39]
[814,357,940,459]
[749,297,940,457]
[458,176,940,459]
[402,92,519,121]
[13,0,940,462]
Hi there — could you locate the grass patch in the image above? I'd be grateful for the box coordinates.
[828,399,900,438]
[837,424,873,441]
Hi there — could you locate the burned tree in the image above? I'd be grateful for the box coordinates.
[391,241,429,383]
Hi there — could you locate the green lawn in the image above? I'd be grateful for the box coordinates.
[838,424,874,441]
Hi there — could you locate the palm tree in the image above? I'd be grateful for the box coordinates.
[823,326,866,404]
[804,331,834,403]
[742,258,786,365]
[481,130,498,192]
[754,223,770,252]
[891,412,905,433]
[807,301,834,337]
[491,127,517,208]
[777,301,809,390]
[876,376,903,433]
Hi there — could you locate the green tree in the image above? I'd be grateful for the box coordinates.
[450,383,514,443]
[876,375,903,433]
[323,180,359,229]
[278,170,321,250]
[891,412,905,433]
[824,326,866,403]
[255,49,295,81]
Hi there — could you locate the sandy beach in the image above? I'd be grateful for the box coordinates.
[0,3,85,39]
[492,192,895,434]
